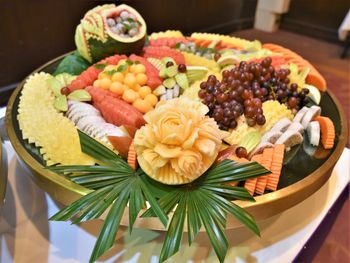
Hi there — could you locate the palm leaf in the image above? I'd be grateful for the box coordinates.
[159,192,187,262]
[90,188,130,262]
[186,193,202,246]
[49,129,270,263]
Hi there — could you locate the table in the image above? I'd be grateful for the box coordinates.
[0,106,349,262]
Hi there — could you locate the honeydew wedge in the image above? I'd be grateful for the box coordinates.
[47,77,64,97]
[217,54,239,67]
[186,66,208,83]
[305,84,321,105]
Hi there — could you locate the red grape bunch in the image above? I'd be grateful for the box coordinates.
[198,57,309,130]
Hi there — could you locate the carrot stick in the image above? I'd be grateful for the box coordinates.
[266,144,285,191]
[314,116,335,149]
[255,148,273,195]
[127,140,138,170]
[244,154,262,195]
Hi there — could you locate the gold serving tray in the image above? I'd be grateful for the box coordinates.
[5,53,348,229]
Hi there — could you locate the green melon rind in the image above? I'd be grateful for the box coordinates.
[87,35,146,63]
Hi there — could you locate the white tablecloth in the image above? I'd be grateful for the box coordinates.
[1,107,349,262]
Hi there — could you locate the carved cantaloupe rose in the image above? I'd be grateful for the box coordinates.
[134,98,221,185]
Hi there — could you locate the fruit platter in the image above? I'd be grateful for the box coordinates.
[5,4,348,263]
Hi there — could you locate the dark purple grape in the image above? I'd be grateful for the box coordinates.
[261,57,272,68]
[256,114,266,125]
[252,98,262,108]
[214,53,221,62]
[223,117,231,126]
[223,108,232,117]
[198,89,206,99]
[245,106,255,118]
[246,118,256,127]
[166,61,174,67]
[222,101,230,108]
[244,99,253,107]
[288,97,298,108]
[206,85,215,94]
[200,82,207,89]
[229,120,238,129]
[213,110,224,121]
[290,83,298,91]
[235,146,248,158]
[178,64,187,73]
[205,94,214,103]
[237,85,245,95]
[222,70,230,78]
[216,93,228,103]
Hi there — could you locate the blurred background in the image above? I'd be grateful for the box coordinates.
[0,0,349,262]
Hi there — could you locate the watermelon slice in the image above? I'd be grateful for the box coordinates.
[85,86,145,128]
[149,37,190,48]
[143,46,186,65]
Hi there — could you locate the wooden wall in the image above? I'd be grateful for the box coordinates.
[0,0,257,105]
[280,0,350,43]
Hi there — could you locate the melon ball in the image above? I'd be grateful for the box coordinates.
[133,84,141,92]
[100,78,112,90]
[134,64,146,74]
[123,89,139,103]
[111,72,124,82]
[133,98,153,113]
[93,79,101,88]
[136,73,148,86]
[109,82,124,95]
[129,64,137,73]
[138,86,152,99]
[123,73,137,88]
[144,93,158,106]
[98,72,111,80]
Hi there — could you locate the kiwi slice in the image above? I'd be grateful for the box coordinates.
[67,90,92,102]
[238,131,261,153]
[163,78,176,89]
[175,73,189,90]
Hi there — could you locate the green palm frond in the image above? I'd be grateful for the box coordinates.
[49,131,270,263]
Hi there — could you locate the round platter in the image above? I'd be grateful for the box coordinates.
[5,52,348,230]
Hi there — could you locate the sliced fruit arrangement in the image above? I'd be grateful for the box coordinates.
[17,5,340,263]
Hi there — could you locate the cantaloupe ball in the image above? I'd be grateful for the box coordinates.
[134,64,146,74]
[138,86,152,99]
[117,59,127,66]
[133,98,153,113]
[136,73,148,85]
[123,73,137,88]
[109,82,124,95]
[98,72,111,80]
[133,84,141,92]
[100,78,112,90]
[93,79,101,88]
[104,65,117,71]
[122,89,139,103]
[144,93,158,106]
[111,72,124,82]
[129,64,137,73]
